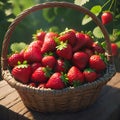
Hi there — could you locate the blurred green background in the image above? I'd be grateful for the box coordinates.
[0,0,120,79]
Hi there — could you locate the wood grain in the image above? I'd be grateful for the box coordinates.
[0,73,120,120]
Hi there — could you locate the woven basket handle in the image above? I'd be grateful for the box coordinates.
[1,2,113,70]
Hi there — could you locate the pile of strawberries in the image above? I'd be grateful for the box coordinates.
[8,28,109,90]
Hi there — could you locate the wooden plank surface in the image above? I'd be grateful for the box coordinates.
[0,73,120,120]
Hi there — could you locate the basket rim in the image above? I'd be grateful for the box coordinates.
[2,64,116,94]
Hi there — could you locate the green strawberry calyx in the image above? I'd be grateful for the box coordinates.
[17,60,29,68]
[84,68,95,73]
[73,81,82,87]
[43,66,53,78]
[56,41,67,50]
[43,52,54,56]
[100,54,108,64]
[60,73,68,86]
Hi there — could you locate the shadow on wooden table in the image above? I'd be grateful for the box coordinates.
[0,105,29,120]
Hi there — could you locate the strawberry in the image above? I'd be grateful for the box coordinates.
[58,28,76,46]
[31,67,52,83]
[56,42,72,60]
[101,11,113,25]
[84,34,94,48]
[41,55,56,69]
[44,32,58,40]
[28,82,36,87]
[83,68,97,82]
[111,43,118,56]
[92,42,105,54]
[29,40,43,49]
[73,32,86,52]
[82,48,93,58]
[19,49,25,56]
[72,52,89,70]
[41,32,58,54]
[67,66,84,86]
[31,62,42,72]
[32,29,46,41]
[24,46,42,63]
[46,72,68,90]
[54,59,70,72]
[11,62,32,84]
[41,37,58,54]
[89,55,106,72]
[38,83,46,88]
[8,53,24,68]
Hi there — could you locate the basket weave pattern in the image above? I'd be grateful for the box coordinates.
[1,2,116,112]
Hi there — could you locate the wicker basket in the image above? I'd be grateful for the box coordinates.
[1,2,116,112]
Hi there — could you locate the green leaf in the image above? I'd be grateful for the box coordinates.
[10,42,27,53]
[93,26,104,38]
[43,8,56,23]
[82,5,102,25]
[91,5,102,16]
[116,41,120,48]
[81,15,92,25]
[74,0,89,6]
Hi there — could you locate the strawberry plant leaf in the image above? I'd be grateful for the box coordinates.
[82,5,102,25]
[74,0,89,6]
[93,26,104,38]
[10,42,27,53]
[43,8,56,23]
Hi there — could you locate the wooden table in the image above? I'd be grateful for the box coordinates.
[0,73,120,120]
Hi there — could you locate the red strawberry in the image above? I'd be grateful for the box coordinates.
[19,49,25,56]
[72,52,89,70]
[33,29,46,41]
[46,72,68,90]
[73,33,86,52]
[12,62,32,84]
[84,34,94,48]
[41,55,56,69]
[31,62,42,72]
[44,32,58,40]
[8,53,24,68]
[41,32,58,54]
[89,55,106,72]
[92,42,105,54]
[38,83,46,88]
[111,43,118,56]
[31,67,52,83]
[59,28,76,46]
[101,11,113,25]
[29,40,43,49]
[83,68,97,82]
[28,82,36,87]
[56,42,72,60]
[24,46,42,63]
[67,66,84,86]
[54,59,70,72]
[82,48,94,58]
